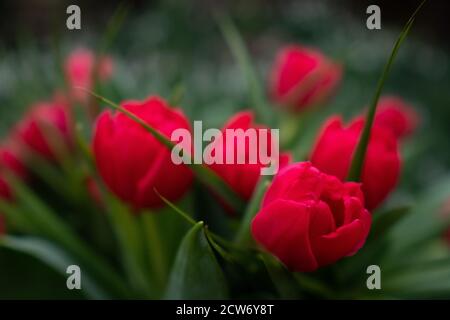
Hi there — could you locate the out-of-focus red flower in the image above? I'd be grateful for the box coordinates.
[0,141,27,180]
[372,96,420,139]
[0,139,28,199]
[269,45,342,112]
[252,162,371,272]
[93,96,193,210]
[207,111,291,203]
[13,99,73,162]
[440,197,450,247]
[310,116,400,210]
[0,142,28,235]
[65,48,114,103]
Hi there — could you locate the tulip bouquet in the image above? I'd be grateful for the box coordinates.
[1,1,450,300]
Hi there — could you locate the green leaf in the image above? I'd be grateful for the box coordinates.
[97,3,129,55]
[7,178,130,298]
[347,0,427,181]
[104,194,154,297]
[333,236,390,288]
[154,188,197,226]
[293,272,335,299]
[155,190,244,262]
[369,206,410,240]
[88,3,129,119]
[217,14,274,126]
[0,236,107,299]
[0,199,37,234]
[168,83,185,107]
[84,90,245,213]
[165,221,229,299]
[387,176,450,255]
[140,212,169,293]
[260,253,301,299]
[383,262,450,298]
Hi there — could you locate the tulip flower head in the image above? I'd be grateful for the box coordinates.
[252,162,371,272]
[374,96,420,139]
[65,48,114,103]
[270,45,342,112]
[13,99,73,162]
[310,116,401,210]
[207,111,291,202]
[93,96,193,210]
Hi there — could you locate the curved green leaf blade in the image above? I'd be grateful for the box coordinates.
[7,177,130,298]
[260,253,301,299]
[347,0,427,181]
[370,206,410,240]
[217,14,274,126]
[0,236,107,299]
[165,222,229,299]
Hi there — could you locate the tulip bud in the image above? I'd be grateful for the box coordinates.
[252,162,371,272]
[92,96,193,210]
[13,99,73,162]
[207,111,291,203]
[373,96,420,139]
[310,116,400,210]
[65,48,114,103]
[269,45,342,112]
[0,142,28,235]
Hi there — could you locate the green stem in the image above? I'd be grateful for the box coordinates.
[141,212,168,294]
[234,177,270,244]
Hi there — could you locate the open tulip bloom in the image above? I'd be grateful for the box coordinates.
[0,1,450,302]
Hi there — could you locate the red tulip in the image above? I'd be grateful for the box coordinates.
[93,96,193,210]
[0,141,27,182]
[269,45,342,112]
[207,111,291,202]
[65,48,114,103]
[252,162,371,272]
[0,142,27,200]
[310,116,400,210]
[373,96,420,139]
[13,99,73,162]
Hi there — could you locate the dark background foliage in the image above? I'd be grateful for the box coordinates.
[0,0,449,298]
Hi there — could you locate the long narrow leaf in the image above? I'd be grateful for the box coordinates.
[217,14,274,125]
[347,0,427,181]
[165,221,229,299]
[9,178,130,298]
[0,236,107,299]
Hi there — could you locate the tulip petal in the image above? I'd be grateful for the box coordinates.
[252,199,318,272]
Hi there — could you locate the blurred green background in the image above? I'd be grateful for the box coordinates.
[0,0,449,298]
